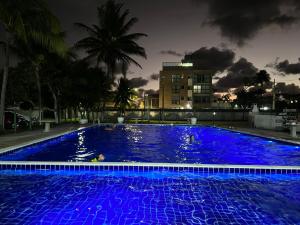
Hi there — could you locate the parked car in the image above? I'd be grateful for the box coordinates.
[4,111,30,129]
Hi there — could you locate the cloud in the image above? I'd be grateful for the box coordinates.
[182,47,235,72]
[160,50,183,57]
[145,89,159,95]
[127,70,135,75]
[201,0,300,46]
[215,57,258,91]
[275,59,300,75]
[276,82,300,95]
[128,77,149,88]
[150,73,160,80]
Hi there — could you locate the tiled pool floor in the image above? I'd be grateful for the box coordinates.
[0,170,299,225]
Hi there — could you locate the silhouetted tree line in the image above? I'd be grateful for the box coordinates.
[0,0,147,129]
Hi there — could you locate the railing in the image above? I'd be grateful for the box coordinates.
[81,109,249,122]
[3,108,249,132]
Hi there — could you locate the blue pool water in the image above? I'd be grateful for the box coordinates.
[0,170,299,224]
[1,125,300,165]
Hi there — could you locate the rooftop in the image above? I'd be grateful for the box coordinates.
[162,62,193,67]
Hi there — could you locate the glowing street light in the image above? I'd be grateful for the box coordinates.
[212,112,216,126]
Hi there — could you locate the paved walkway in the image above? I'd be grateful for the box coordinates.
[0,124,86,150]
[219,125,300,144]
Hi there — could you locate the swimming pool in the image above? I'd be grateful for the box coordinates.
[0,125,300,224]
[0,169,299,224]
[1,125,299,166]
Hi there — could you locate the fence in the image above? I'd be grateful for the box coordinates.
[80,109,249,122]
[4,108,249,132]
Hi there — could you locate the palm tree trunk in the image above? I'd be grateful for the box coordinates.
[34,65,42,125]
[101,101,106,122]
[48,84,58,124]
[0,32,10,130]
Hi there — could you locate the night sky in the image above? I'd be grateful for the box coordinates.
[46,0,300,90]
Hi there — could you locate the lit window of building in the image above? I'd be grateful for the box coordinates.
[193,84,211,94]
[171,74,181,83]
[193,85,202,93]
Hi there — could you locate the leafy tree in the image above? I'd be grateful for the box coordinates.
[4,63,38,108]
[233,70,271,109]
[61,60,112,121]
[75,0,147,78]
[39,52,75,123]
[254,70,271,87]
[114,78,136,116]
[234,88,251,109]
[234,86,268,109]
[0,0,65,129]
[12,32,65,124]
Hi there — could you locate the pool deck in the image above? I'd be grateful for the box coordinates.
[221,126,300,144]
[0,123,300,153]
[0,123,90,153]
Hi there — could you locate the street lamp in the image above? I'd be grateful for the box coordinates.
[160,75,165,121]
[145,94,150,121]
[212,111,216,126]
[144,94,147,116]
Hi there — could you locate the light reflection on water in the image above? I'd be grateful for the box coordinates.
[74,130,93,161]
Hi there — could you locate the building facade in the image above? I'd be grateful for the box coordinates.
[148,93,159,108]
[159,62,214,109]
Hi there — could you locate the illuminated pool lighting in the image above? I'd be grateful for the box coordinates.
[1,125,300,166]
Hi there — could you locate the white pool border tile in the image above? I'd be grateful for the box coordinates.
[0,161,299,175]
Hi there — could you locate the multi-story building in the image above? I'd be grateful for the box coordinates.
[159,62,214,109]
[148,93,159,108]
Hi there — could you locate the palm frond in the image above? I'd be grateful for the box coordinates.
[120,17,138,34]
[75,0,147,73]
[75,23,98,36]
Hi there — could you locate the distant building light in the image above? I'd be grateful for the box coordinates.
[162,62,193,67]
[180,63,193,67]
[186,103,192,109]
[261,106,269,111]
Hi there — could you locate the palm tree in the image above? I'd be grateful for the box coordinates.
[75,0,147,78]
[114,78,136,116]
[0,0,66,129]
